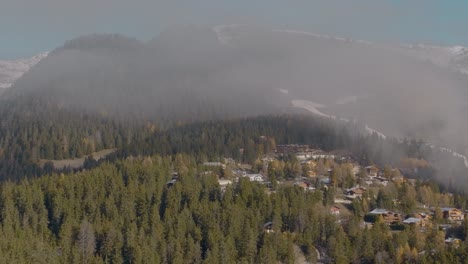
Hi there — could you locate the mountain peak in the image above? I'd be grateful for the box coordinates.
[58,34,144,53]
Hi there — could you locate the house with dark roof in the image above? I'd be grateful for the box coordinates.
[345,186,367,199]
[330,206,341,215]
[368,208,403,225]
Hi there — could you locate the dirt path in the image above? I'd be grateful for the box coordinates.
[39,148,118,169]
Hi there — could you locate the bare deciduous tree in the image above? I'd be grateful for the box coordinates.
[78,219,95,263]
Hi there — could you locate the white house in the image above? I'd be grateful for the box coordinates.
[218,179,232,187]
[245,174,264,182]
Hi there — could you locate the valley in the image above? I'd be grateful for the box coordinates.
[1,21,468,263]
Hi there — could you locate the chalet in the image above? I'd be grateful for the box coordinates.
[263,222,274,233]
[313,154,336,160]
[276,144,309,155]
[445,237,462,248]
[374,176,389,186]
[311,151,336,160]
[403,215,431,228]
[166,179,177,187]
[218,179,232,187]
[294,181,308,189]
[245,174,264,182]
[441,208,464,221]
[345,186,367,199]
[403,217,422,226]
[403,213,432,228]
[296,152,311,161]
[293,181,315,191]
[415,213,432,221]
[330,206,341,215]
[366,166,379,177]
[369,209,403,225]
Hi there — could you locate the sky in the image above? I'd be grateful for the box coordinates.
[1,0,468,59]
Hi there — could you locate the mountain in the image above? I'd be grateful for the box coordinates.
[210,26,468,153]
[397,44,468,76]
[4,26,468,155]
[0,52,48,92]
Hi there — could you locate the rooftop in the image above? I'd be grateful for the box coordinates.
[369,208,390,215]
[403,217,421,224]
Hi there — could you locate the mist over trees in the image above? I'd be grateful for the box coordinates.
[3,26,468,153]
[1,25,468,189]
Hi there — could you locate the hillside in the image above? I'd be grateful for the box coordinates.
[3,27,468,155]
[0,121,467,263]
[1,27,468,187]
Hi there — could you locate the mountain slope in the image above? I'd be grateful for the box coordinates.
[4,26,468,155]
[397,44,468,75]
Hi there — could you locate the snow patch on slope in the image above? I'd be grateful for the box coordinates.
[213,24,468,78]
[437,146,468,168]
[0,52,48,89]
[273,30,373,45]
[365,125,387,139]
[399,44,468,76]
[291,99,333,118]
[213,24,246,46]
[292,99,387,139]
[293,100,468,167]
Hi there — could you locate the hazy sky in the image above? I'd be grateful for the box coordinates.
[2,0,468,59]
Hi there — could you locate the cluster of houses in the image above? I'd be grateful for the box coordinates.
[276,144,338,161]
[363,206,466,246]
[293,181,316,191]
[338,184,466,230]
[197,143,468,244]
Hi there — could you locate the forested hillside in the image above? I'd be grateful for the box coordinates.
[118,116,468,192]
[1,109,467,190]
[0,113,467,262]
[0,98,148,179]
[0,154,467,263]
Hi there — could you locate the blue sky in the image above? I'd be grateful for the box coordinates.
[2,0,468,59]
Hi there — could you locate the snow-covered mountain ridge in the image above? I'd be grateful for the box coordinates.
[398,44,468,75]
[213,25,468,76]
[0,52,48,90]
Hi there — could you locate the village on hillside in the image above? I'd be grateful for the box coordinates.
[174,142,468,250]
